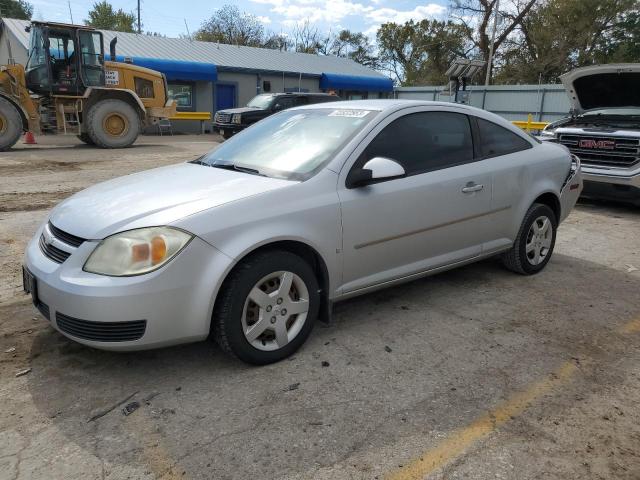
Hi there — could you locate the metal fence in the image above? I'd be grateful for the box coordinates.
[394,84,572,123]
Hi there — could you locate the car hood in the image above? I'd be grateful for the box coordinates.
[49,163,294,239]
[560,64,640,113]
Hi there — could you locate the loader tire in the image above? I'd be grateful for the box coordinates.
[86,99,140,148]
[0,97,23,151]
[77,132,95,145]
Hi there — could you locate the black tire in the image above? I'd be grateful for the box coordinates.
[221,131,233,140]
[86,99,140,148]
[77,132,95,145]
[212,250,320,365]
[501,203,557,275]
[0,97,23,151]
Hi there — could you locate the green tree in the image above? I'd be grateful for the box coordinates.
[196,5,265,46]
[594,7,640,63]
[377,19,470,85]
[450,0,537,82]
[0,0,33,19]
[495,0,638,84]
[331,30,379,69]
[263,33,291,51]
[85,1,135,32]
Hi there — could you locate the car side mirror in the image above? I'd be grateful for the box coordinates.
[273,103,283,111]
[348,157,406,188]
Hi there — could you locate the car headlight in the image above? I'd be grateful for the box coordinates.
[84,227,193,276]
[540,124,557,138]
[232,114,242,124]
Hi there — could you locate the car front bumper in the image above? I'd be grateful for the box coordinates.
[213,122,244,135]
[580,166,640,204]
[23,223,233,351]
[581,169,640,188]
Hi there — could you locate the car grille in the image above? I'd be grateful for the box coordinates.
[39,234,71,263]
[55,312,147,342]
[215,112,231,123]
[48,222,85,247]
[39,223,86,264]
[558,134,640,168]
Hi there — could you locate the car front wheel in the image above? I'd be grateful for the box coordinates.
[501,203,557,275]
[212,250,319,364]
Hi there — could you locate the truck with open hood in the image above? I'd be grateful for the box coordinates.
[540,64,640,205]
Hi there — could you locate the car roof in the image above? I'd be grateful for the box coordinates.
[291,99,487,113]
[290,99,536,142]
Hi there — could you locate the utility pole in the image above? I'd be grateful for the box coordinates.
[484,0,500,86]
[68,0,74,24]
[137,0,141,34]
[184,19,191,41]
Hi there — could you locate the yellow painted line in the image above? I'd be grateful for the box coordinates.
[618,317,640,334]
[385,361,577,480]
[387,315,640,480]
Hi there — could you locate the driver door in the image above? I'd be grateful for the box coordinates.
[78,30,105,88]
[46,29,81,95]
[337,108,493,294]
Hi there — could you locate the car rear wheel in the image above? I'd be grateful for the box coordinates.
[212,250,319,364]
[501,203,557,275]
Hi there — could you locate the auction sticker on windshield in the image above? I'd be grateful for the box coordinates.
[328,110,371,118]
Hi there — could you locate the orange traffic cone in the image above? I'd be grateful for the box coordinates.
[23,131,37,144]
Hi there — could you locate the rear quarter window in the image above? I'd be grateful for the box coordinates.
[476,118,532,158]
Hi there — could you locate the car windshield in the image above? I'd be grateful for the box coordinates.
[247,94,275,109]
[198,108,376,180]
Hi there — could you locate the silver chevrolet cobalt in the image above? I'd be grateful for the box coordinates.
[23,100,582,364]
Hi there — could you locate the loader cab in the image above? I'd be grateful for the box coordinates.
[25,22,105,96]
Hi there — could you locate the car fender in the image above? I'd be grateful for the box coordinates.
[172,170,343,302]
[509,175,563,240]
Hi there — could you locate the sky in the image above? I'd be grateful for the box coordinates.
[27,0,450,39]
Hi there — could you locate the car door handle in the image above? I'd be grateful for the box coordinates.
[462,182,484,193]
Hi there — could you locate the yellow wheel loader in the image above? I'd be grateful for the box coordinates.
[0,21,176,150]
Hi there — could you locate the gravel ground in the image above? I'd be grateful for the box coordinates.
[0,135,639,480]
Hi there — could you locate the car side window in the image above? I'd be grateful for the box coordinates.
[356,111,474,177]
[275,97,295,110]
[476,118,532,158]
[295,96,310,106]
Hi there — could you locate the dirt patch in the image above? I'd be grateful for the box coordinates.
[0,190,81,213]
[0,160,82,175]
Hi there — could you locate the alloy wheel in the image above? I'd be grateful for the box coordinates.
[241,271,310,351]
[526,215,553,266]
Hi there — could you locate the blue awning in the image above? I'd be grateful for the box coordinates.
[115,55,217,82]
[320,73,394,92]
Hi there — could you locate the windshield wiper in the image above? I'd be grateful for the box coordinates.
[210,163,265,176]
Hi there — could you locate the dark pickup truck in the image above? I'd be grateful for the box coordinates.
[214,92,340,139]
